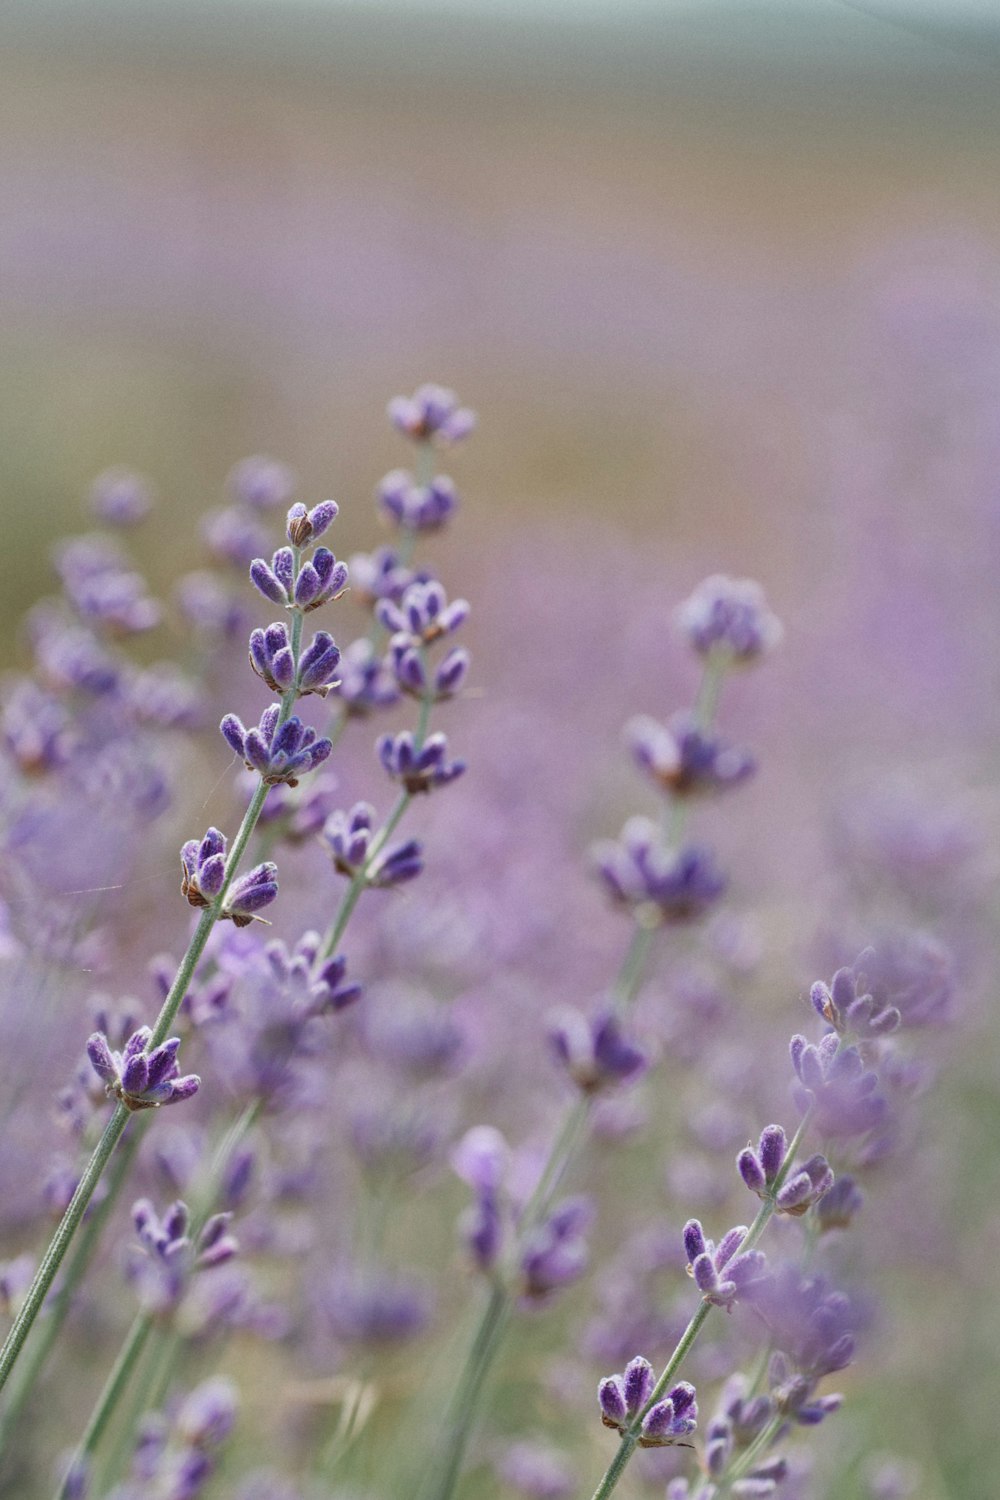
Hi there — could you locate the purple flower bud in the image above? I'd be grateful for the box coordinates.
[249,559,289,607]
[377,470,460,532]
[377,731,466,795]
[623,1356,654,1414]
[598,1376,628,1428]
[387,383,476,446]
[758,1124,787,1182]
[88,1029,199,1112]
[675,575,783,663]
[224,863,279,926]
[737,1148,767,1194]
[249,622,296,695]
[286,500,339,547]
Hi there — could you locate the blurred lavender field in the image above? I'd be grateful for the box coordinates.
[1,3,999,1498]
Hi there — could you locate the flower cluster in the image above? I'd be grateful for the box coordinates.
[598,1357,698,1447]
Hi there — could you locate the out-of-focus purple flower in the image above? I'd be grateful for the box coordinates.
[180,827,278,925]
[377,731,466,794]
[548,1009,646,1093]
[856,931,956,1030]
[54,536,160,634]
[324,1266,432,1345]
[790,1033,886,1138]
[736,1126,834,1217]
[627,712,755,797]
[33,618,120,694]
[453,1126,509,1273]
[0,1254,34,1317]
[816,1175,864,1232]
[127,1198,239,1313]
[87,1029,199,1112]
[174,571,247,639]
[226,455,296,512]
[248,771,339,844]
[285,499,338,548]
[811,960,900,1039]
[334,637,400,716]
[202,505,270,570]
[117,1378,236,1500]
[520,1195,593,1300]
[89,467,154,526]
[264,933,361,1014]
[599,1357,697,1447]
[682,1220,766,1310]
[321,802,376,875]
[377,469,459,531]
[496,1439,575,1499]
[749,1265,858,1386]
[1,681,74,773]
[129,665,206,730]
[593,820,726,923]
[387,383,476,445]
[220,707,332,786]
[361,984,465,1076]
[676,575,782,663]
[377,578,469,644]
[347,545,421,606]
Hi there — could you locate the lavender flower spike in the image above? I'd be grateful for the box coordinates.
[387,383,476,445]
[377,731,466,794]
[599,1357,698,1447]
[220,707,332,786]
[593,819,726,923]
[683,1219,766,1309]
[87,1028,200,1112]
[737,1126,835,1217]
[627,712,755,798]
[811,960,901,1039]
[286,499,339,547]
[180,828,278,925]
[676,575,783,663]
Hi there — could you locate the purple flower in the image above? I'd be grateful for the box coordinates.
[496,1440,574,1500]
[202,505,270,569]
[295,630,342,695]
[376,579,469,644]
[250,548,348,614]
[324,1266,432,1345]
[676,575,783,663]
[810,960,900,1039]
[89,467,154,527]
[347,545,421,607]
[285,499,339,547]
[377,470,459,531]
[749,1266,858,1384]
[387,383,476,445]
[682,1219,766,1310]
[599,1357,697,1447]
[816,1175,864,1232]
[321,802,376,875]
[127,1198,239,1312]
[737,1126,834,1217]
[548,1009,646,1093]
[226,455,296,512]
[789,1033,886,1138]
[87,1028,200,1112]
[220,707,332,786]
[334,638,400,716]
[249,621,296,693]
[377,731,466,794]
[519,1196,593,1300]
[180,827,278,925]
[626,712,755,797]
[593,820,726,922]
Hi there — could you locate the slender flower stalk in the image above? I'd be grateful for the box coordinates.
[0,558,312,1399]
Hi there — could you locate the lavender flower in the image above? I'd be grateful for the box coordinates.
[220,707,332,785]
[180,827,278,925]
[496,1440,574,1500]
[519,1195,593,1300]
[89,467,154,527]
[334,637,400,715]
[127,1198,238,1312]
[377,731,466,794]
[737,1126,834,1216]
[548,1009,646,1093]
[675,575,783,663]
[810,959,900,1039]
[86,1028,200,1112]
[682,1219,766,1309]
[593,820,726,922]
[226,455,296,512]
[376,579,469,644]
[387,383,476,445]
[285,499,339,547]
[627,712,755,797]
[377,470,459,531]
[598,1356,698,1446]
[789,1033,886,1138]
[250,546,348,613]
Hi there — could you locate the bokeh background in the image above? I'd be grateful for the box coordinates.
[3,2,1000,1496]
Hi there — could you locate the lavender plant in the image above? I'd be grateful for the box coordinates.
[0,385,972,1500]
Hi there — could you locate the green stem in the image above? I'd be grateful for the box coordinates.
[416,1284,511,1500]
[0,612,307,1398]
[0,1103,130,1397]
[0,1122,144,1451]
[587,1108,815,1500]
[53,1310,154,1500]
